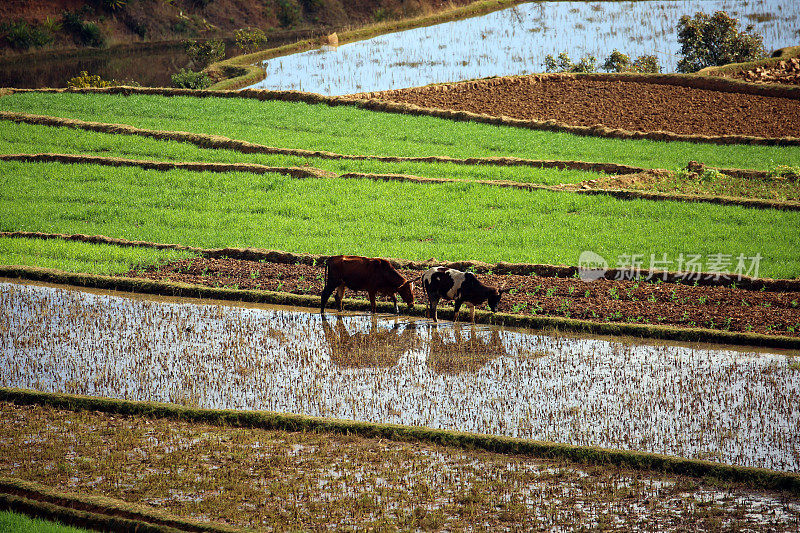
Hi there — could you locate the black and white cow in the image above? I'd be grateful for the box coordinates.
[422,266,508,322]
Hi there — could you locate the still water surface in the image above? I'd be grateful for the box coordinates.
[247,0,800,95]
[2,280,798,472]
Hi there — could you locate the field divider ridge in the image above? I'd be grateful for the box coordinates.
[4,83,800,146]
[1,387,798,495]
[0,153,336,179]
[2,265,799,349]
[0,476,249,533]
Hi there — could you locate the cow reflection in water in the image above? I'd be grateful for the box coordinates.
[321,315,422,368]
[427,326,508,374]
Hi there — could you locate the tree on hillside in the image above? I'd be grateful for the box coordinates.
[676,11,766,73]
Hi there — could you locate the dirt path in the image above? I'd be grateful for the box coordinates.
[124,257,800,338]
[359,77,800,138]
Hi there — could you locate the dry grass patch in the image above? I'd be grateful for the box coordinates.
[575,167,800,202]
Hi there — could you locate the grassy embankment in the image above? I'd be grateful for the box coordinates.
[0,511,90,533]
[0,92,799,277]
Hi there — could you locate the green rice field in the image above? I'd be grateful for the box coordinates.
[2,160,799,278]
[2,92,799,171]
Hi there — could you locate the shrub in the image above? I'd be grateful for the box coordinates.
[171,68,212,89]
[276,0,301,28]
[62,10,106,48]
[183,39,225,68]
[99,0,127,10]
[631,55,661,73]
[234,27,268,53]
[601,50,631,72]
[66,71,114,88]
[676,11,766,73]
[543,52,597,73]
[770,165,800,182]
[601,50,661,73]
[1,21,53,50]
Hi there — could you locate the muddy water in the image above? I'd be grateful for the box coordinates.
[2,280,799,472]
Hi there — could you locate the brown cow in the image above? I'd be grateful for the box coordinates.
[320,255,416,315]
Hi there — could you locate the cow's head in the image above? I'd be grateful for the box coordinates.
[398,278,417,309]
[487,287,510,313]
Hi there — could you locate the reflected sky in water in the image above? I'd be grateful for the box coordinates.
[2,281,799,472]
[247,0,800,95]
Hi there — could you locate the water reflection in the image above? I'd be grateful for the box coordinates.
[2,281,799,472]
[247,0,800,95]
[322,315,423,368]
[429,327,513,374]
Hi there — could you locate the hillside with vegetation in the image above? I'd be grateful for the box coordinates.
[0,0,476,56]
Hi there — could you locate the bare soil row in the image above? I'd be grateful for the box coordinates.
[357,75,800,139]
[125,257,800,339]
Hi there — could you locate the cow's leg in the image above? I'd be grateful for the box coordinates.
[453,299,463,323]
[428,296,440,322]
[334,285,345,312]
[368,290,377,314]
[469,303,476,323]
[320,282,336,314]
[390,293,399,314]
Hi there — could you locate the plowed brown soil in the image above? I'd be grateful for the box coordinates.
[362,77,800,138]
[124,257,800,338]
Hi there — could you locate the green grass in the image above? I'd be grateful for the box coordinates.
[0,511,91,533]
[0,121,599,186]
[2,160,799,278]
[1,92,799,171]
[0,237,197,274]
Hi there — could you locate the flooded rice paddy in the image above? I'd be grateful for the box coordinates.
[2,281,799,472]
[247,0,800,95]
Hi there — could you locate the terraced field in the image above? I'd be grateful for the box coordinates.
[1,83,799,530]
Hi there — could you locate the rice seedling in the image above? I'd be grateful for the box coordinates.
[0,236,197,275]
[2,92,799,171]
[2,281,798,472]
[0,511,92,533]
[0,122,601,186]
[3,160,800,278]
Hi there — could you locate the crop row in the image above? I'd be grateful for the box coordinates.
[2,160,800,278]
[1,92,799,171]
[0,121,600,187]
[0,237,195,275]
